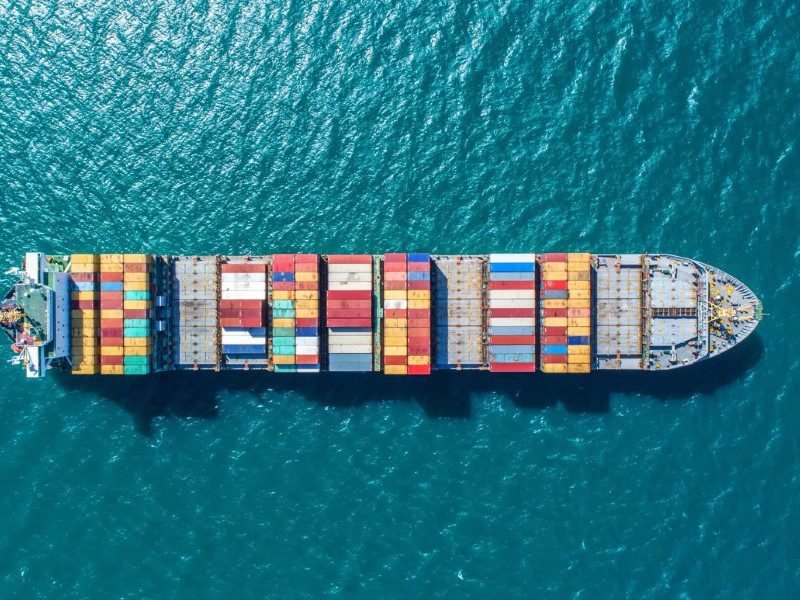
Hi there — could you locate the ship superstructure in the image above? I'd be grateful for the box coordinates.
[2,252,761,378]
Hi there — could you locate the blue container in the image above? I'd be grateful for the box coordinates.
[568,336,590,345]
[408,271,430,281]
[488,326,536,336]
[296,365,320,372]
[273,273,295,282]
[490,272,535,281]
[123,327,149,337]
[71,281,96,291]
[272,327,295,337]
[407,253,430,263]
[124,291,150,300]
[123,318,149,328]
[489,262,535,273]
[222,344,265,355]
[542,290,568,299]
[295,327,318,337]
[542,344,568,355]
[272,300,294,309]
[489,353,535,363]
[272,309,295,318]
[100,282,124,291]
[274,364,297,373]
[489,345,534,355]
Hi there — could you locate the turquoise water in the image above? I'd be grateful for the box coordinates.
[1,0,799,596]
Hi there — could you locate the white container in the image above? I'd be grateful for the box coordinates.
[384,299,407,310]
[489,290,535,300]
[490,299,536,309]
[488,317,536,327]
[489,253,536,263]
[327,272,372,282]
[221,273,266,283]
[329,344,373,353]
[327,281,372,291]
[221,290,266,300]
[328,264,372,273]
[221,281,267,292]
[328,333,372,345]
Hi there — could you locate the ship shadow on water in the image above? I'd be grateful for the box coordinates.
[53,334,764,436]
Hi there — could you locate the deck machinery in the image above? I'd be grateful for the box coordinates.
[2,252,761,377]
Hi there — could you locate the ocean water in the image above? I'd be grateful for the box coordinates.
[0,0,798,596]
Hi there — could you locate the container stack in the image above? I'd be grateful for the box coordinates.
[566,253,592,373]
[220,259,268,368]
[406,253,431,375]
[98,254,125,375]
[382,253,408,374]
[326,255,373,372]
[271,254,296,372]
[294,254,321,372]
[69,254,100,374]
[122,254,153,375]
[432,256,484,369]
[487,254,536,372]
[173,256,219,368]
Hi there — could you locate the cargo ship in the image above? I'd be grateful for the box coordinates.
[1,252,761,378]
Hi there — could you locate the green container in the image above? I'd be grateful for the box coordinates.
[273,346,296,356]
[124,291,151,300]
[123,364,151,375]
[272,309,295,318]
[123,318,149,328]
[272,300,294,309]
[272,327,294,337]
[124,355,150,366]
[123,327,149,337]
[274,364,296,373]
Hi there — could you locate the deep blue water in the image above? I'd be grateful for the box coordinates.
[1,0,799,596]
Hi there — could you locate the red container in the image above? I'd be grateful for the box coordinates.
[490,362,535,373]
[101,337,124,347]
[384,271,407,280]
[294,253,318,263]
[490,335,536,345]
[326,309,371,318]
[384,309,407,319]
[407,327,429,337]
[71,300,97,310]
[407,262,430,272]
[544,336,568,345]
[327,254,371,264]
[540,253,568,262]
[490,280,535,290]
[568,308,591,317]
[542,354,568,364]
[543,279,568,290]
[384,281,407,290]
[542,308,568,318]
[407,365,431,375]
[383,355,407,366]
[70,273,96,282]
[101,328,124,338]
[100,273,124,282]
[101,355,124,366]
[100,291,123,301]
[272,259,295,271]
[220,317,263,328]
[407,309,430,319]
[327,300,371,309]
[220,300,263,309]
[103,319,124,329]
[294,281,318,291]
[220,309,263,319]
[408,342,431,353]
[326,290,371,300]
[272,254,294,262]
[542,326,567,336]
[295,354,319,365]
[383,262,407,273]
[123,263,148,273]
[221,263,266,273]
[100,300,124,310]
[124,309,150,319]
[490,308,535,318]
[295,318,318,328]
[407,318,430,328]
[407,281,430,290]
[327,318,371,328]
[272,281,294,291]
[384,253,407,261]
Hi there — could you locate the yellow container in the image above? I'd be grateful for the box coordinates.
[567,363,591,373]
[273,318,295,328]
[295,300,317,309]
[71,291,97,300]
[569,280,591,290]
[273,290,294,300]
[100,365,124,375]
[100,346,124,356]
[72,365,99,375]
[567,253,591,262]
[567,270,591,281]
[123,273,148,282]
[99,263,124,273]
[124,281,148,291]
[567,299,590,308]
[123,346,150,356]
[541,363,568,373]
[543,317,568,327]
[384,318,408,328]
[123,254,149,263]
[295,291,318,300]
[70,263,98,273]
[384,337,407,346]
[408,290,430,300]
[568,290,590,300]
[295,309,318,318]
[295,272,318,282]
[272,355,295,365]
[542,299,568,309]
[541,261,567,271]
[568,354,591,364]
[567,345,590,355]
[384,365,408,375]
[384,346,408,356]
[70,254,97,263]
[100,309,124,319]
[384,290,407,300]
[384,327,407,336]
[123,337,152,347]
[124,300,152,310]
[568,317,590,327]
[408,299,430,309]
[99,254,123,263]
[567,326,591,336]
[542,270,567,281]
[408,355,430,365]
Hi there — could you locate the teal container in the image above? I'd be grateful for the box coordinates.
[123,356,150,366]
[123,327,149,337]
[273,346,296,356]
[272,300,294,309]
[124,291,151,300]
[123,364,151,375]
[272,327,294,337]
[273,364,296,373]
[272,309,295,318]
[123,319,149,328]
